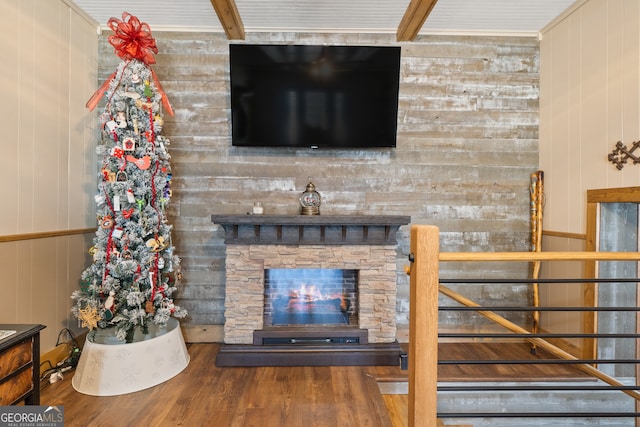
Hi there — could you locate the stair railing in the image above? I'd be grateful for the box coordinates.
[408,224,640,426]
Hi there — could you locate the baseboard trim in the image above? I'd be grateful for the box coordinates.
[181,324,224,343]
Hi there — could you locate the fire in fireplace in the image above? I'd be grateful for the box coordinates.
[264,268,358,326]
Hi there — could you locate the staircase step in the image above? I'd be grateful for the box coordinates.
[437,421,472,427]
[380,379,637,427]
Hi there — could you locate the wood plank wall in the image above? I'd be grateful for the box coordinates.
[97,32,539,342]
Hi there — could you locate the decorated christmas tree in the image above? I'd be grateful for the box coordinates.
[72,12,186,342]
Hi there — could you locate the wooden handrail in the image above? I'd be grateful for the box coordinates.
[0,228,96,243]
[439,251,640,262]
[542,229,586,240]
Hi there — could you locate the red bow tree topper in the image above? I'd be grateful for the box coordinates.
[108,12,158,65]
[86,12,173,115]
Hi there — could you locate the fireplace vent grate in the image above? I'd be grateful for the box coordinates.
[262,336,360,345]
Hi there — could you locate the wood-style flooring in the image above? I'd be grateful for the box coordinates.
[38,342,588,427]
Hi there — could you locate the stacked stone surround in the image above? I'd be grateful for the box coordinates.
[223,244,398,344]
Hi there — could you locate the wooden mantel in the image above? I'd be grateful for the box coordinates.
[211,215,411,245]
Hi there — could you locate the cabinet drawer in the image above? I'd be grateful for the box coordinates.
[0,340,32,379]
[0,367,32,405]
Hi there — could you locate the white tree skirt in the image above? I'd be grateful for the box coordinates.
[72,318,190,396]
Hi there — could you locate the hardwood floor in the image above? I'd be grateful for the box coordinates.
[40,343,396,427]
[39,342,588,427]
[437,342,590,382]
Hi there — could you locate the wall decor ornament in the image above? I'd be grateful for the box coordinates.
[608,140,640,170]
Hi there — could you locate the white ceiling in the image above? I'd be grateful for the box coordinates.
[71,0,579,37]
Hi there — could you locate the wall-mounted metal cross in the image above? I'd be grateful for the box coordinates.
[608,140,640,170]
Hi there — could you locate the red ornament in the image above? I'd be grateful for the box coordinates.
[122,208,135,219]
[145,130,154,142]
[126,154,151,170]
[112,147,124,158]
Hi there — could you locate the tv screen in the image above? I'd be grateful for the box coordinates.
[229,44,401,149]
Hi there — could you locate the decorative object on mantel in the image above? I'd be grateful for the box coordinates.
[299,178,321,215]
[608,140,640,170]
[71,12,188,396]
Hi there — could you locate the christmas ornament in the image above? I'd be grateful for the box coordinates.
[146,236,166,252]
[104,291,116,311]
[100,216,114,229]
[126,154,151,170]
[122,137,136,151]
[122,208,135,219]
[124,90,141,100]
[113,227,124,239]
[78,305,100,330]
[145,300,155,313]
[115,111,128,128]
[103,169,116,182]
[111,146,125,158]
[116,171,128,182]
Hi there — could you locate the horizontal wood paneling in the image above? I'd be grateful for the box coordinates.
[97,32,539,338]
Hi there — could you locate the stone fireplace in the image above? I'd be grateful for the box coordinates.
[212,214,410,366]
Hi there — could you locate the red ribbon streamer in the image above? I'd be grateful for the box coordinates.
[101,186,117,295]
[85,70,117,113]
[150,69,174,116]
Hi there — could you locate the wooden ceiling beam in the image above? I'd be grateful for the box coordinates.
[210,0,245,40]
[396,0,438,42]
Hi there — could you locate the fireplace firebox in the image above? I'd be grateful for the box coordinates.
[265,268,358,326]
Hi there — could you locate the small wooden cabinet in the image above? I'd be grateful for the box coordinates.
[0,324,45,405]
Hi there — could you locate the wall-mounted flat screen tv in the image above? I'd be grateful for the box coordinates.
[229,44,401,149]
